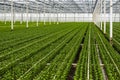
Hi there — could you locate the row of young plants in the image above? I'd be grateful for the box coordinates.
[74,24,104,80]
[74,25,91,80]
[0,23,72,51]
[0,23,75,59]
[0,26,74,63]
[0,24,79,77]
[51,26,87,80]
[32,24,88,80]
[75,23,120,80]
[112,23,120,52]
[1,27,78,80]
[17,26,82,80]
[17,24,83,80]
[1,22,119,79]
[0,21,58,32]
[105,22,120,52]
[0,23,84,79]
[0,21,44,41]
[89,24,104,80]
[95,24,120,80]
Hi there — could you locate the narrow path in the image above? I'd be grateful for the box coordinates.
[87,28,91,80]
[96,44,108,80]
[98,33,120,75]
[67,27,87,80]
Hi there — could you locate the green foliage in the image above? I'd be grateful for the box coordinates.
[0,22,119,80]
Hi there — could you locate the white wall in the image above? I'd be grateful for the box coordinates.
[1,13,119,22]
[101,14,120,22]
[0,13,93,22]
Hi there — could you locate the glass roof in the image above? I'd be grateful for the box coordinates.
[0,0,119,13]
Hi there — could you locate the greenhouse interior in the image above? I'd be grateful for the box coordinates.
[0,0,120,80]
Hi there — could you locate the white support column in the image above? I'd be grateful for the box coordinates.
[99,3,101,28]
[57,6,59,24]
[65,13,67,22]
[26,0,29,28]
[53,0,56,24]
[49,0,52,24]
[53,13,55,24]
[20,6,23,24]
[39,11,41,24]
[104,0,106,34]
[110,0,113,40]
[30,10,32,22]
[13,7,16,24]
[49,8,51,25]
[83,13,84,22]
[55,5,57,24]
[59,12,61,23]
[36,2,39,27]
[11,0,14,30]
[44,0,46,25]
[101,0,103,30]
[4,1,6,24]
[48,9,50,25]
[74,13,75,22]
[64,13,65,22]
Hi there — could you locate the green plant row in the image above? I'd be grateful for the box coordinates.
[17,24,81,80]
[0,26,75,62]
[2,24,79,80]
[0,23,80,52]
[74,23,104,80]
[0,24,78,77]
[0,23,83,80]
[95,23,120,80]
[105,22,120,53]
[33,23,88,80]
